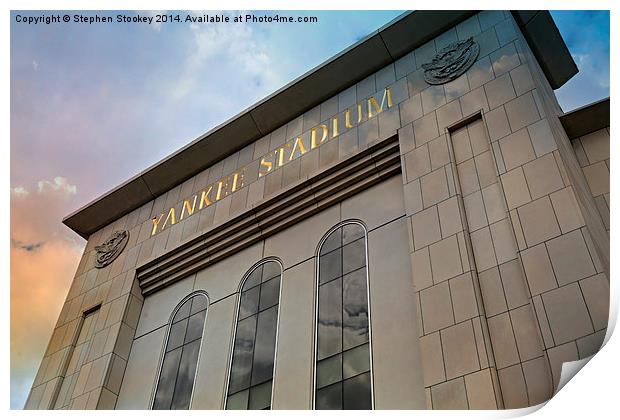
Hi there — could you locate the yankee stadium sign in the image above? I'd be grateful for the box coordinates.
[150,86,395,236]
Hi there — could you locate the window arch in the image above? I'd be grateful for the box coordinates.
[152,292,209,410]
[314,221,373,410]
[225,259,282,410]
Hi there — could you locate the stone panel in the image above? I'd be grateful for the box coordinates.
[429,236,463,284]
[116,328,166,409]
[441,321,480,380]
[420,282,454,334]
[411,207,441,250]
[517,196,560,247]
[135,275,195,337]
[579,273,610,331]
[497,364,528,408]
[419,333,445,386]
[464,369,498,409]
[487,313,519,369]
[263,203,340,269]
[192,296,236,409]
[271,260,315,409]
[542,284,594,345]
[341,175,406,231]
[368,219,427,409]
[546,230,596,286]
[431,378,468,409]
[193,242,263,303]
[521,243,557,295]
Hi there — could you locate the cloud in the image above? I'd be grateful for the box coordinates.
[142,10,166,32]
[11,239,45,252]
[32,60,38,71]
[11,176,84,407]
[551,10,609,111]
[11,186,28,197]
[37,176,77,195]
[11,176,80,246]
[571,53,609,90]
[11,236,81,409]
[169,14,277,102]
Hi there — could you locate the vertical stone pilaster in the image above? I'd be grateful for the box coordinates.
[399,116,503,409]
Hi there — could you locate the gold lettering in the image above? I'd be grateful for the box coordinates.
[332,116,339,138]
[216,178,230,201]
[259,154,274,177]
[311,124,329,149]
[162,207,176,229]
[345,108,354,129]
[151,214,164,236]
[199,185,214,209]
[180,195,198,220]
[345,104,363,128]
[289,136,308,160]
[367,87,394,118]
[277,146,286,167]
[232,169,245,192]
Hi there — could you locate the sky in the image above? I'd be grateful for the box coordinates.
[9,10,610,409]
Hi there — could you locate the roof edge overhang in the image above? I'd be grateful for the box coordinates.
[560,97,610,140]
[63,10,577,239]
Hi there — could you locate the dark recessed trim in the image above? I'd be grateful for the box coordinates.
[560,97,610,140]
[63,10,577,239]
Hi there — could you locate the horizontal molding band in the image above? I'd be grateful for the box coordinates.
[137,134,401,296]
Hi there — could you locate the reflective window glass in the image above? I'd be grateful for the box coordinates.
[343,372,372,410]
[251,306,278,386]
[228,315,257,394]
[227,261,282,410]
[172,300,191,323]
[243,266,262,291]
[342,224,364,246]
[343,344,370,380]
[342,239,365,275]
[248,381,272,410]
[190,296,208,315]
[315,223,372,410]
[184,310,206,344]
[320,228,342,256]
[262,262,280,282]
[318,278,342,360]
[153,347,182,410]
[319,248,342,284]
[317,353,342,389]
[238,287,260,320]
[316,382,342,410]
[153,294,208,410]
[342,268,369,350]
[226,389,249,410]
[259,276,280,311]
[171,339,201,409]
[166,319,188,352]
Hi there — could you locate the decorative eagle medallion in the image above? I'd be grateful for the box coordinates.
[422,37,480,85]
[94,230,129,268]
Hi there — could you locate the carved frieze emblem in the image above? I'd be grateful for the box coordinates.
[422,37,480,85]
[94,230,129,268]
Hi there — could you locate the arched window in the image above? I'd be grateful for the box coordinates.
[226,260,282,410]
[152,292,208,410]
[314,221,373,410]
